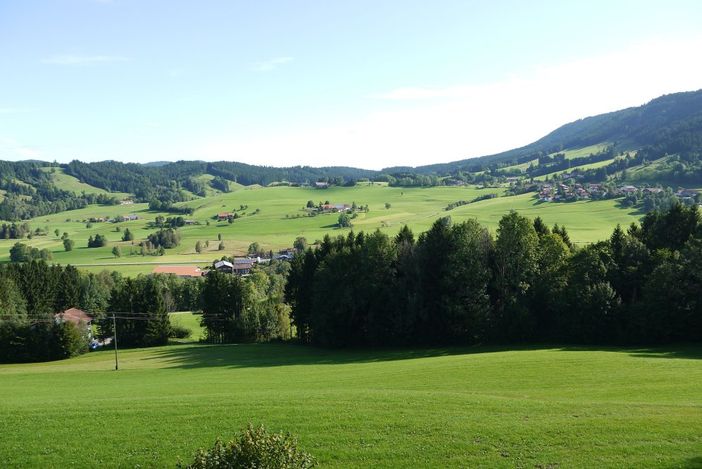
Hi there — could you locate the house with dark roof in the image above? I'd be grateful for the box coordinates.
[214,260,234,273]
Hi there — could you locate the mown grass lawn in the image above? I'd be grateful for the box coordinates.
[0,341,700,468]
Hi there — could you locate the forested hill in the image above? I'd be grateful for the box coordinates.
[2,89,702,220]
[63,160,377,195]
[389,89,702,174]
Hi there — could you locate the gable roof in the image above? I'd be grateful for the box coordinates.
[214,260,234,269]
[55,307,92,325]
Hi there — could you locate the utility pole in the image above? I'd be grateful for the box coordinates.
[112,312,119,371]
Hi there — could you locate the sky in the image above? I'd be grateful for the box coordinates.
[1,1,702,170]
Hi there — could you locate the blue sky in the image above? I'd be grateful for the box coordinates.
[1,1,702,169]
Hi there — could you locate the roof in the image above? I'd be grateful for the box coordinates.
[233,262,254,270]
[233,257,258,264]
[152,265,203,277]
[55,307,92,325]
[214,260,234,269]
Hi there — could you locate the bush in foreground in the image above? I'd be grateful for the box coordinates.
[169,324,192,339]
[180,424,316,469]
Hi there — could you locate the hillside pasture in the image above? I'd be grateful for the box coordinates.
[555,143,610,160]
[0,183,640,274]
[0,343,700,468]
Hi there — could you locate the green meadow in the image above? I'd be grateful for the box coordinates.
[0,183,641,275]
[0,320,700,468]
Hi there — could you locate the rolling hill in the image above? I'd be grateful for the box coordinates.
[396,88,702,174]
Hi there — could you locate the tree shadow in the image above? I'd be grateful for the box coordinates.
[141,342,702,370]
[675,456,702,469]
[142,342,507,370]
[555,344,702,360]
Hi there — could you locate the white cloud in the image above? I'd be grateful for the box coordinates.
[192,36,702,169]
[251,56,294,72]
[41,55,130,65]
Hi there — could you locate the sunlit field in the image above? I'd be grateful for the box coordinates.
[0,183,640,275]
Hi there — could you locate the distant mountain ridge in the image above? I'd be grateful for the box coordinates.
[2,89,702,220]
[386,88,702,174]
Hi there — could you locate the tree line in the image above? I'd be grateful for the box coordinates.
[0,258,293,362]
[285,204,702,347]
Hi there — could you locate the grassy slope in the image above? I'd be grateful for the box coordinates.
[556,143,610,160]
[43,167,131,199]
[0,342,700,468]
[449,193,639,245]
[0,184,640,274]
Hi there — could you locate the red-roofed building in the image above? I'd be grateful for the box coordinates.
[55,307,93,338]
[152,265,204,278]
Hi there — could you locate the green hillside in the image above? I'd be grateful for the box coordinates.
[0,183,642,275]
[408,89,702,173]
[1,340,699,468]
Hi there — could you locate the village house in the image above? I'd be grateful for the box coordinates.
[214,260,234,273]
[213,258,259,275]
[217,212,232,221]
[676,188,699,198]
[314,182,329,189]
[620,185,638,194]
[319,203,351,212]
[232,262,254,275]
[54,307,93,339]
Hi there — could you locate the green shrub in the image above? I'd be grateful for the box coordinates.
[180,424,315,469]
[169,325,192,339]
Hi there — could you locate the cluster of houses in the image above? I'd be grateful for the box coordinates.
[152,250,297,279]
[88,214,140,223]
[151,261,260,278]
[537,183,700,202]
[318,203,352,213]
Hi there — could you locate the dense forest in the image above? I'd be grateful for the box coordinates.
[64,160,378,197]
[0,161,119,221]
[285,204,702,347]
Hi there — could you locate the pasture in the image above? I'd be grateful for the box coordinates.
[0,331,700,468]
[0,183,641,275]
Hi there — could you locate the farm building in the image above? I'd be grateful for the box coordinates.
[54,307,93,338]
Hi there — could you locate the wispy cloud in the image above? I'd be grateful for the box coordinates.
[251,56,294,72]
[194,36,702,170]
[41,54,130,65]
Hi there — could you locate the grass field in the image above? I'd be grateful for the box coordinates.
[0,183,642,275]
[556,143,610,160]
[0,336,700,468]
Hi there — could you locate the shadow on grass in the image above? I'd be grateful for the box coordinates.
[142,342,702,370]
[556,344,702,360]
[677,456,702,469]
[143,342,483,369]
